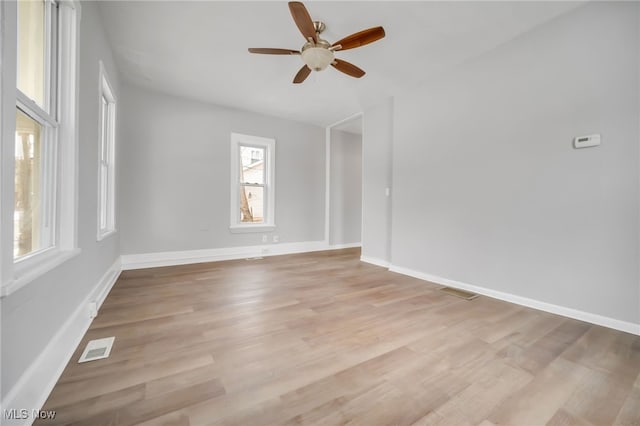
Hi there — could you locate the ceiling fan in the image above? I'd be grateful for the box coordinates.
[248,1,385,84]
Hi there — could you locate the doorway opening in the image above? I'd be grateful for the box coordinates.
[326,114,363,248]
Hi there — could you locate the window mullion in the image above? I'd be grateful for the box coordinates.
[17,91,58,127]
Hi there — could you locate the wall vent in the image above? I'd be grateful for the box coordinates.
[78,337,115,363]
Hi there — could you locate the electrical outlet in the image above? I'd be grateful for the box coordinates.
[262,235,268,243]
[273,235,279,243]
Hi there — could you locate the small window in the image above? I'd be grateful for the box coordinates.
[97,62,116,240]
[230,133,275,231]
[240,145,265,223]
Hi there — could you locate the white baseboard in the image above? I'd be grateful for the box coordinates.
[95,261,121,310]
[389,264,640,336]
[328,242,362,250]
[1,258,122,426]
[121,240,341,270]
[360,255,390,268]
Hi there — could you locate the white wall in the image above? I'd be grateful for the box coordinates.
[118,84,325,255]
[1,2,637,413]
[329,129,362,246]
[1,1,121,399]
[361,99,394,265]
[392,2,640,325]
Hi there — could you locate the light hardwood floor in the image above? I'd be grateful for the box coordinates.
[39,248,640,425]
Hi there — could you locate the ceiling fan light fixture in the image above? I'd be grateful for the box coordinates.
[248,2,385,83]
[301,47,334,71]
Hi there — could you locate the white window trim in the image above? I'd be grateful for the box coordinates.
[0,0,6,287]
[229,132,276,232]
[0,0,81,298]
[97,60,116,241]
[6,247,80,296]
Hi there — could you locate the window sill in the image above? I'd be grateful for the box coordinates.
[1,248,81,298]
[229,225,276,234]
[97,229,117,242]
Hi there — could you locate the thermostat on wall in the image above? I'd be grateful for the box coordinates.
[573,134,600,149]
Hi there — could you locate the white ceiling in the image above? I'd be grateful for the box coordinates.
[97,1,583,128]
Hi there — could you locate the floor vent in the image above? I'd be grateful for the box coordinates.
[440,287,479,300]
[78,337,115,363]
[245,257,264,260]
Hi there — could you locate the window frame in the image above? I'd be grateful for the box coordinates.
[229,133,276,233]
[97,61,116,241]
[13,0,59,261]
[0,0,81,297]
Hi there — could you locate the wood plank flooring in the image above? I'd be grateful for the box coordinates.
[38,248,640,425]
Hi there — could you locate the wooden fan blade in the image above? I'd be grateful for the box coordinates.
[293,65,311,84]
[248,48,300,55]
[289,2,317,42]
[331,59,366,78]
[332,26,385,51]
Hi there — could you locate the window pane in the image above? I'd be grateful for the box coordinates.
[101,96,108,161]
[15,109,45,258]
[17,0,46,107]
[240,185,264,223]
[240,146,264,184]
[98,72,116,237]
[99,164,108,229]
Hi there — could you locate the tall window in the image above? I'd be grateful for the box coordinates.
[230,133,275,231]
[98,62,116,239]
[14,0,58,259]
[3,0,79,295]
